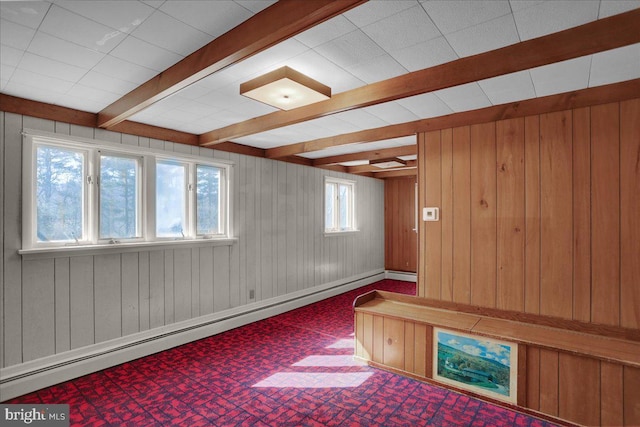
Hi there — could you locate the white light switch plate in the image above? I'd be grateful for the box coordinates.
[423,207,439,221]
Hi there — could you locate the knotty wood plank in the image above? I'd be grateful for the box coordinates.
[539,349,559,416]
[470,122,497,308]
[202,10,640,145]
[496,118,525,312]
[383,318,405,371]
[572,107,591,322]
[591,103,620,326]
[416,323,429,378]
[424,131,442,299]
[558,353,600,426]
[524,115,540,315]
[404,322,415,374]
[539,111,573,319]
[452,126,471,304]
[600,362,624,427]
[526,347,540,410]
[623,366,640,425]
[441,128,453,301]
[620,98,640,329]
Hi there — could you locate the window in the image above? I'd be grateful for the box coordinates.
[324,177,356,233]
[23,131,232,251]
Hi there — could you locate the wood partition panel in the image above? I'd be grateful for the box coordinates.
[384,176,417,272]
[417,98,640,328]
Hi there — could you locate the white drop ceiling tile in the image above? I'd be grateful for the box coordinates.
[235,1,276,14]
[344,1,418,27]
[307,115,362,135]
[332,109,390,129]
[295,15,358,48]
[39,5,126,53]
[159,1,252,37]
[363,102,420,124]
[66,84,121,104]
[398,154,417,161]
[18,52,88,83]
[55,1,155,33]
[93,55,157,85]
[278,121,339,140]
[28,32,105,69]
[361,5,441,52]
[60,93,111,113]
[421,0,512,34]
[195,89,247,110]
[392,36,458,71]
[141,0,164,9]
[174,82,213,101]
[283,50,365,93]
[389,135,417,146]
[10,68,75,93]
[508,1,545,12]
[1,18,36,50]
[589,43,640,87]
[77,70,139,96]
[3,80,62,104]
[227,98,278,119]
[397,92,453,118]
[110,36,183,71]
[446,14,520,57]
[345,54,407,84]
[513,0,599,41]
[314,29,387,69]
[530,56,592,97]
[1,64,16,84]
[299,144,362,159]
[433,83,492,112]
[1,43,24,67]
[130,10,211,56]
[0,1,51,29]
[598,0,640,18]
[173,101,223,119]
[478,70,536,105]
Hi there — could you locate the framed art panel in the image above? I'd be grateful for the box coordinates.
[433,328,518,404]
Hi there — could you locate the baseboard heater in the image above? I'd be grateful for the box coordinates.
[1,270,385,401]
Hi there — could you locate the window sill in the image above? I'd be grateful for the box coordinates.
[324,229,360,237]
[19,237,238,260]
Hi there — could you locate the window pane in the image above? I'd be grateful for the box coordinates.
[338,184,350,230]
[36,145,84,242]
[156,162,186,237]
[196,165,221,235]
[100,155,139,239]
[325,182,335,230]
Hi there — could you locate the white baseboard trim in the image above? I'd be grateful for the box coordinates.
[1,269,384,402]
[384,270,417,282]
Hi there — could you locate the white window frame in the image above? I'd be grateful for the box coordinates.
[21,129,234,254]
[324,176,357,234]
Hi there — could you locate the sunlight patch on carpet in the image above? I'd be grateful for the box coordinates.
[253,372,373,388]
[292,355,366,367]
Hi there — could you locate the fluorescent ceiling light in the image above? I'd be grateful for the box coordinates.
[370,158,407,169]
[240,66,331,110]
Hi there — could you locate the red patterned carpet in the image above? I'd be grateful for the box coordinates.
[10,279,559,426]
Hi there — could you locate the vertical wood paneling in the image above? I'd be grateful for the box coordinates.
[558,353,600,425]
[452,126,471,304]
[245,156,258,300]
[191,248,200,317]
[496,118,525,312]
[572,107,591,322]
[623,366,640,426]
[620,98,640,329]
[70,256,94,349]
[539,349,559,416]
[94,254,122,343]
[149,250,165,329]
[228,153,241,308]
[524,116,540,315]
[440,129,453,300]
[539,111,573,319]
[470,122,497,308]
[424,131,441,299]
[22,259,55,361]
[3,113,23,367]
[54,258,71,353]
[362,313,373,361]
[173,248,192,322]
[404,322,415,373]
[417,324,430,378]
[591,103,620,326]
[213,246,230,312]
[260,159,274,299]
[122,253,139,336]
[601,362,624,427]
[138,252,150,332]
[526,347,540,410]
[417,133,427,297]
[164,250,175,324]
[383,318,405,370]
[199,246,214,315]
[372,315,384,364]
[384,177,417,272]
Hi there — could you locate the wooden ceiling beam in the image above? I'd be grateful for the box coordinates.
[373,168,417,178]
[348,159,417,174]
[200,8,640,146]
[97,0,366,129]
[266,78,640,158]
[312,145,417,166]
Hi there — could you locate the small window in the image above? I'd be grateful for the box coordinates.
[325,177,356,233]
[99,153,142,240]
[196,164,223,236]
[156,161,188,238]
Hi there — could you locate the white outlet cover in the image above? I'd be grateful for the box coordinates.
[423,207,439,221]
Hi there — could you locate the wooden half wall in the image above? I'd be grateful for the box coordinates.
[417,98,640,329]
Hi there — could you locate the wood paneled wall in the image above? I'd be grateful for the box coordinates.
[384,176,417,272]
[418,99,640,329]
[0,111,384,369]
